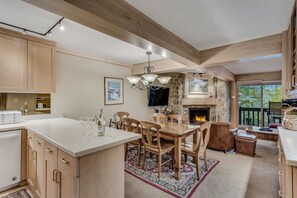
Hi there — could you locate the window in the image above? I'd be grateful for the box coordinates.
[238,83,281,127]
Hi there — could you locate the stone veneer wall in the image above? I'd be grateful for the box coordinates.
[165,73,185,114]
[164,73,230,123]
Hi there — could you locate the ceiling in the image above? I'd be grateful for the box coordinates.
[0,0,292,75]
[224,54,282,75]
[0,0,163,65]
[126,0,294,50]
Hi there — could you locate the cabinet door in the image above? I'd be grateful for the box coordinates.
[28,41,55,93]
[57,150,78,198]
[35,136,44,198]
[27,145,36,189]
[0,33,27,92]
[58,169,78,198]
[44,141,58,198]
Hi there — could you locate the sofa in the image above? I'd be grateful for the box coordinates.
[207,122,238,153]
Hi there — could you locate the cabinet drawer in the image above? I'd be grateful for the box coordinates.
[27,131,35,148]
[44,141,58,163]
[58,149,77,174]
[34,135,44,153]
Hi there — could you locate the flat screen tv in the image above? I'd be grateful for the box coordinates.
[148,87,169,106]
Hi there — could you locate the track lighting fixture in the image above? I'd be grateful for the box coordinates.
[0,17,65,37]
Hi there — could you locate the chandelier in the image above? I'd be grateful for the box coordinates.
[126,52,171,90]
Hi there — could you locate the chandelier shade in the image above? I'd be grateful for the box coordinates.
[142,74,158,83]
[126,51,171,90]
[157,76,171,84]
[126,76,141,85]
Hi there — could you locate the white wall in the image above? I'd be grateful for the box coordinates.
[51,52,154,122]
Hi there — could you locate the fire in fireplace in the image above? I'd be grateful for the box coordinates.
[189,108,210,124]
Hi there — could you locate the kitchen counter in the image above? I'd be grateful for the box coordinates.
[0,117,140,157]
[278,127,297,166]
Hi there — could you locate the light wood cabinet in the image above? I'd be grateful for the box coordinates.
[28,41,56,93]
[57,150,78,198]
[34,136,44,198]
[25,130,124,198]
[44,141,78,198]
[44,141,58,198]
[27,144,36,189]
[0,33,27,92]
[0,29,56,93]
[27,131,35,189]
[278,139,297,198]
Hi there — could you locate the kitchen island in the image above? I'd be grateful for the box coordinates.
[0,117,140,198]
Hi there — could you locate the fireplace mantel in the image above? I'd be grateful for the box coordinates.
[182,98,217,106]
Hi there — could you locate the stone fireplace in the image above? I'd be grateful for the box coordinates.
[189,108,210,124]
[162,72,230,123]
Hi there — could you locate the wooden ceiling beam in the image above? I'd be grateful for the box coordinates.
[200,33,282,67]
[23,0,200,66]
[132,59,235,81]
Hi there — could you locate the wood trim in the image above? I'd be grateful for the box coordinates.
[0,27,56,46]
[56,47,133,68]
[132,59,187,74]
[182,98,217,106]
[236,71,282,82]
[230,82,238,128]
[24,0,200,67]
[200,34,282,66]
[21,129,28,183]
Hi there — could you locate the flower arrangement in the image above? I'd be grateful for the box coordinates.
[161,105,172,115]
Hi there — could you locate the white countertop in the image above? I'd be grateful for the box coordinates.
[0,117,140,158]
[278,127,297,166]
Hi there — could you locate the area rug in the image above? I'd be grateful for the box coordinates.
[124,148,219,198]
[1,189,31,198]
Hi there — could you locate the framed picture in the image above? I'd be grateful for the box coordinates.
[188,78,209,95]
[104,77,124,105]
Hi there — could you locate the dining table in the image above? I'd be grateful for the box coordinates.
[157,122,200,180]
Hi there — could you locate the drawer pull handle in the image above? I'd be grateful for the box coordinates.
[36,141,41,145]
[45,148,52,153]
[53,169,57,182]
[61,158,69,164]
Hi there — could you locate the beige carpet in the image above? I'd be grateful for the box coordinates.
[125,140,279,198]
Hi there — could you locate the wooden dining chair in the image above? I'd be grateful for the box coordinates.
[109,111,129,129]
[122,118,142,165]
[152,113,167,124]
[169,114,183,124]
[182,122,211,180]
[140,121,175,178]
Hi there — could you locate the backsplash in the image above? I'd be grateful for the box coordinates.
[0,93,51,115]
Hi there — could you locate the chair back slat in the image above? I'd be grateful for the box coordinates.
[140,121,161,150]
[110,111,129,129]
[199,122,212,152]
[152,113,167,124]
[122,117,140,133]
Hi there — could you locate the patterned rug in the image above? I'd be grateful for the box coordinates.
[125,148,219,198]
[1,189,31,198]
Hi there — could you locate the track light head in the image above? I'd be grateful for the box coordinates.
[59,23,65,31]
[22,30,27,35]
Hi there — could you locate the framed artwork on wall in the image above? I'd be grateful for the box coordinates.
[188,78,209,95]
[104,77,124,105]
[184,74,214,98]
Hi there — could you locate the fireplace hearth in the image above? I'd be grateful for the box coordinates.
[189,108,210,124]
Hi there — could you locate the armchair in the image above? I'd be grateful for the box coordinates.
[207,122,237,153]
